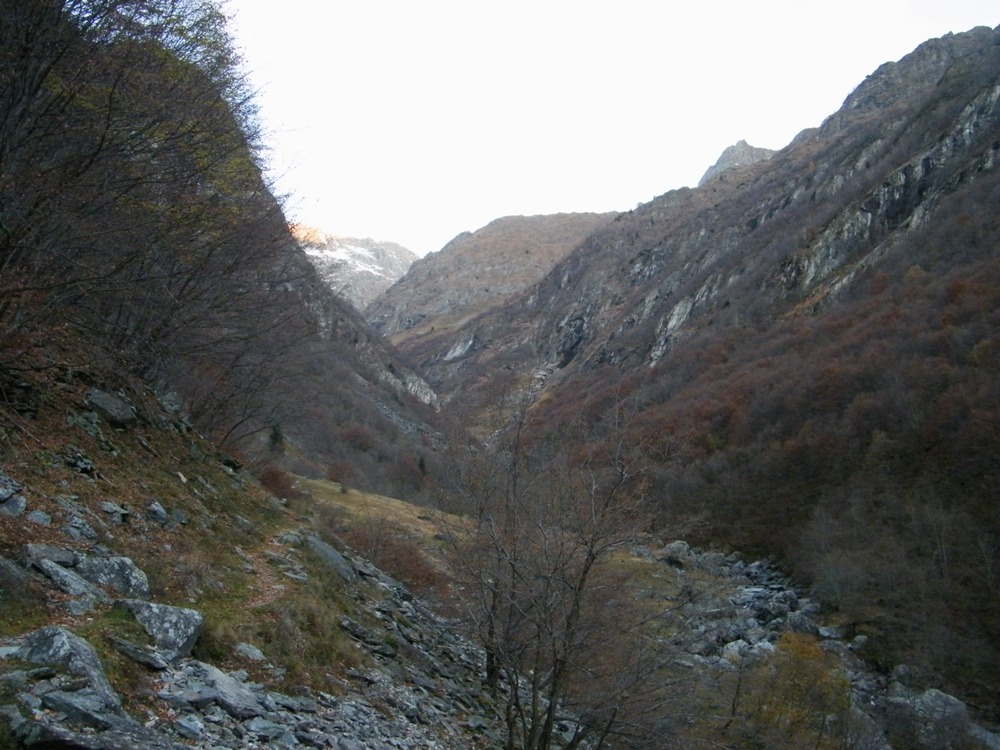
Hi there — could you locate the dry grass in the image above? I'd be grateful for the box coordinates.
[299,477,458,600]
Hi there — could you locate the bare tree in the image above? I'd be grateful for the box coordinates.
[442,392,686,750]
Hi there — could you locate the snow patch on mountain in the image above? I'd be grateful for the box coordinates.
[293,225,417,310]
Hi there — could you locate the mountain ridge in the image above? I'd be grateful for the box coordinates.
[365,212,616,351]
[370,24,1000,711]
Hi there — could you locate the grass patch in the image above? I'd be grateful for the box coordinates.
[300,478,455,599]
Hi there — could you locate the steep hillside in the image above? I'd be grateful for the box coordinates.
[0,0,442,502]
[377,26,1000,713]
[365,212,615,350]
[293,226,416,309]
[0,363,500,749]
[3,366,996,750]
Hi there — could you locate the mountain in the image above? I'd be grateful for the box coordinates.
[293,226,417,309]
[365,212,615,373]
[0,0,442,502]
[373,25,1000,711]
[3,4,999,744]
[698,139,776,186]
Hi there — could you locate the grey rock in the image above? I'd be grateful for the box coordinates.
[0,704,26,735]
[107,636,169,670]
[785,611,820,635]
[76,555,149,599]
[62,514,98,542]
[191,661,263,719]
[245,716,286,739]
[968,724,1000,750]
[67,410,104,440]
[16,716,184,749]
[85,389,137,428]
[698,139,776,186]
[0,470,23,502]
[25,510,51,525]
[234,642,266,662]
[0,493,26,516]
[25,543,78,567]
[116,600,202,661]
[306,535,358,583]
[146,500,168,524]
[98,501,130,524]
[658,540,690,566]
[0,554,28,588]
[19,626,122,713]
[62,450,96,476]
[33,558,110,603]
[40,688,125,730]
[173,714,205,739]
[885,688,969,750]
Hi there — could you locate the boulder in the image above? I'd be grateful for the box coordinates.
[885,688,970,750]
[0,470,23,503]
[39,689,125,730]
[0,493,26,517]
[76,555,150,599]
[25,543,78,567]
[658,540,691,567]
[146,500,169,524]
[0,554,28,589]
[234,642,266,662]
[25,510,51,525]
[85,389,137,428]
[190,661,264,719]
[116,600,202,661]
[19,627,122,713]
[62,514,98,542]
[107,636,169,670]
[32,558,109,604]
[98,501,130,525]
[306,535,358,583]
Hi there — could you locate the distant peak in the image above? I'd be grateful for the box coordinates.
[698,140,776,187]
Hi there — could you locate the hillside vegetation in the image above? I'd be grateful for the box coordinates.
[371,25,1000,719]
[1,3,998,748]
[0,0,447,502]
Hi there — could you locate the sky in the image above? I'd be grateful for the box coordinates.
[227,1,998,257]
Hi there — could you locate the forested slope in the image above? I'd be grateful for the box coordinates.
[0,0,446,499]
[381,25,1000,714]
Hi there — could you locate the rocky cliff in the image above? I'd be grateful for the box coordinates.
[698,139,776,186]
[365,213,615,350]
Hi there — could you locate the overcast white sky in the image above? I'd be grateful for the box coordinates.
[227,1,997,257]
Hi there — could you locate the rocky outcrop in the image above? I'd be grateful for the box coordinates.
[698,139,776,186]
[0,527,502,749]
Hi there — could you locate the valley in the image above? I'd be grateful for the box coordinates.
[0,5,997,748]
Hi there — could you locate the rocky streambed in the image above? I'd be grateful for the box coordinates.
[1,463,997,750]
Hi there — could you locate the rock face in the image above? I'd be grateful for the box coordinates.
[698,139,776,186]
[366,213,615,354]
[294,225,417,309]
[388,26,1000,417]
